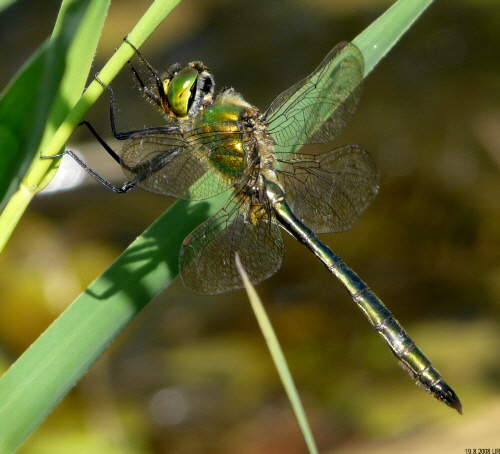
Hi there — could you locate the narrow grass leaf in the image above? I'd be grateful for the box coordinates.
[236,253,319,454]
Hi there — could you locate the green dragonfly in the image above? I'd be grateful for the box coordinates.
[55,39,461,413]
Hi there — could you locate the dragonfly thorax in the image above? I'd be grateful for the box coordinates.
[191,86,282,224]
[193,88,277,185]
[194,102,248,179]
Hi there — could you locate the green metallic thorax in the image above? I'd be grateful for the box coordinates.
[194,104,247,178]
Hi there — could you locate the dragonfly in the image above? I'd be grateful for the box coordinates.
[53,39,462,414]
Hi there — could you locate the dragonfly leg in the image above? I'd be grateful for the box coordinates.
[123,36,167,110]
[93,74,136,141]
[128,61,162,109]
[91,70,182,143]
[79,120,121,164]
[41,138,182,193]
[40,149,135,193]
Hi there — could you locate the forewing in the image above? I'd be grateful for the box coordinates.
[120,121,247,200]
[266,42,364,149]
[120,132,209,199]
[277,144,379,234]
[179,199,285,295]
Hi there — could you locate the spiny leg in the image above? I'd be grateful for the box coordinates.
[93,74,139,141]
[128,61,162,109]
[41,148,135,193]
[123,36,168,109]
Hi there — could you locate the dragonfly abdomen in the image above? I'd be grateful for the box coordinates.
[272,195,462,413]
[328,253,462,414]
[351,289,462,412]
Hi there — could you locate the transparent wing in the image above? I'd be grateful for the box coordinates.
[179,197,285,295]
[119,122,248,200]
[265,42,364,148]
[277,144,379,234]
[120,132,207,199]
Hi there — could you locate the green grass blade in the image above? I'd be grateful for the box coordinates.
[353,0,434,77]
[0,0,107,211]
[0,0,17,14]
[0,197,217,453]
[0,0,111,250]
[235,253,319,454]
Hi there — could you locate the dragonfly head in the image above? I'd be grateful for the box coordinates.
[162,61,214,120]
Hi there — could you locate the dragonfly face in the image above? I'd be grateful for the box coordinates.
[144,60,215,120]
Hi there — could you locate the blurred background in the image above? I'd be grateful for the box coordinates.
[1,0,499,452]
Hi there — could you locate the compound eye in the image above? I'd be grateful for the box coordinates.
[165,67,198,116]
